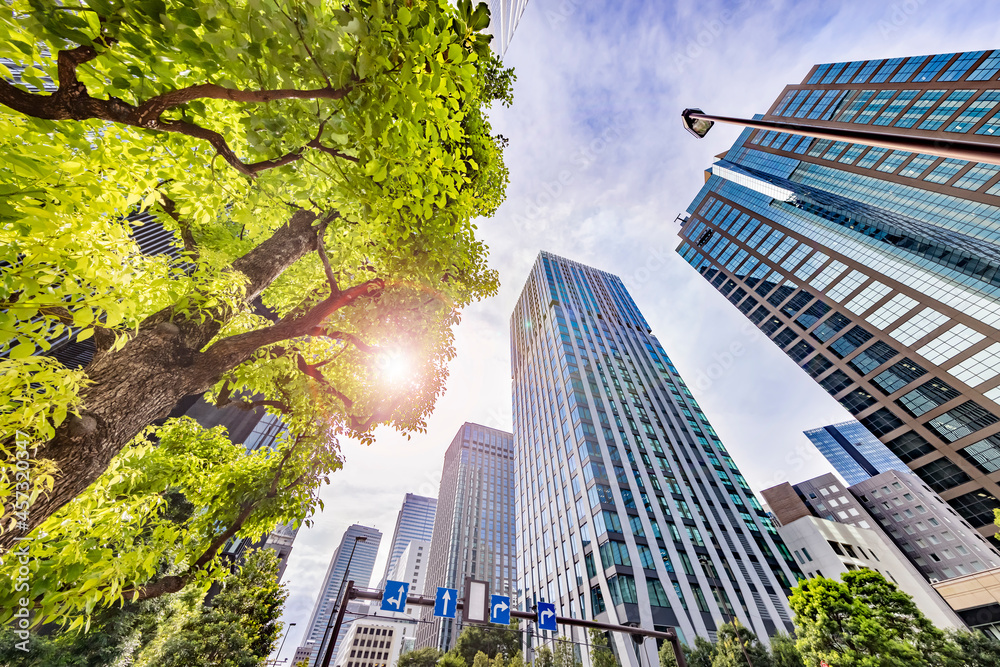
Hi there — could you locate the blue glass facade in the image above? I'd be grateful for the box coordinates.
[803,420,911,486]
[380,494,437,588]
[416,423,515,652]
[510,252,799,665]
[675,50,1000,534]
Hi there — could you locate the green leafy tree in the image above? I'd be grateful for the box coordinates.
[946,629,1000,667]
[134,549,287,667]
[533,646,553,667]
[789,572,924,667]
[552,637,579,667]
[686,637,716,667]
[841,569,957,664]
[767,632,804,667]
[0,594,170,666]
[454,621,521,665]
[657,638,679,667]
[400,647,445,667]
[438,653,467,667]
[508,649,526,667]
[711,621,771,667]
[473,651,491,667]
[590,629,618,667]
[0,0,512,627]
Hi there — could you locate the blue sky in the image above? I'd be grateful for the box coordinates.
[273,0,999,660]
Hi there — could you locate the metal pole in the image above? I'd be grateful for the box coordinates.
[683,110,1000,166]
[271,622,296,666]
[320,579,355,667]
[669,635,688,667]
[316,537,366,667]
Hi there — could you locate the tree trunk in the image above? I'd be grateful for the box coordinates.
[0,210,323,553]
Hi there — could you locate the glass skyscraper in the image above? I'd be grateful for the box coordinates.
[510,252,799,665]
[676,49,1000,535]
[416,423,516,652]
[298,524,382,667]
[803,420,911,486]
[379,494,437,588]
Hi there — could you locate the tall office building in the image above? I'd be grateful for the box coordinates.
[415,423,516,652]
[676,49,1000,536]
[380,494,437,588]
[804,419,911,485]
[510,252,800,665]
[485,0,531,56]
[298,525,382,667]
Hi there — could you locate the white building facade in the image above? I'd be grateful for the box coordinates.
[777,515,964,629]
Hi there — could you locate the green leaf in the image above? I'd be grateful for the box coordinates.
[175,7,202,27]
[8,341,34,359]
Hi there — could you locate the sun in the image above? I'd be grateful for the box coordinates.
[379,350,412,386]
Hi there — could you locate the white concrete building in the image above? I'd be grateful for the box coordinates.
[333,616,416,667]
[777,515,964,630]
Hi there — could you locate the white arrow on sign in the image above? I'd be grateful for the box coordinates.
[388,585,405,609]
[541,609,554,623]
[442,590,452,610]
[492,599,509,618]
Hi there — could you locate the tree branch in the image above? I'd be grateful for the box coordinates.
[315,228,339,293]
[307,328,376,353]
[348,395,405,432]
[158,192,199,258]
[0,46,358,178]
[133,82,354,124]
[201,278,384,368]
[124,436,305,601]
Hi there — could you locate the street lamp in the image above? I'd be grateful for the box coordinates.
[680,108,1000,166]
[698,556,753,667]
[317,536,368,667]
[270,622,296,666]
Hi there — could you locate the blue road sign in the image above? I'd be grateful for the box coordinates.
[537,601,556,631]
[381,580,409,613]
[490,595,510,625]
[435,587,458,619]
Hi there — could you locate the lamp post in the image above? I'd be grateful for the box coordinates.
[270,622,296,666]
[316,536,368,667]
[698,556,752,667]
[680,108,1000,166]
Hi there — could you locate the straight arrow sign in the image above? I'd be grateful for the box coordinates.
[435,587,458,619]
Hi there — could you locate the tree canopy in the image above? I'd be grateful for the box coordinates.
[453,619,522,666]
[399,647,445,667]
[590,629,619,667]
[788,569,957,667]
[0,0,512,627]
